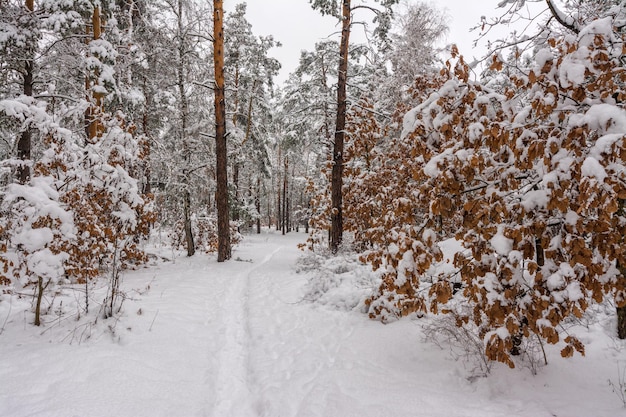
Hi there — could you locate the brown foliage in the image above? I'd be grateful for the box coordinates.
[356,21,626,368]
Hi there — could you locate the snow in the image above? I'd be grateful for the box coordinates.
[534,48,554,70]
[468,122,485,142]
[559,61,586,87]
[581,156,608,182]
[583,104,626,134]
[491,227,513,256]
[424,148,453,178]
[0,230,624,417]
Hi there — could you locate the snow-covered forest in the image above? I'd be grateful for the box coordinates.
[1,0,626,415]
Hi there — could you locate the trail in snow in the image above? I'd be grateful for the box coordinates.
[212,246,282,416]
[0,230,623,417]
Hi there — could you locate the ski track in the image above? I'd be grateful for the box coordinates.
[211,245,283,417]
[0,230,623,417]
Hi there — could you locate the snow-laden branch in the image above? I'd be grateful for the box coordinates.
[545,0,579,34]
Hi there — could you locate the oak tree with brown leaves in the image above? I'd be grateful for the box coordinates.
[364,14,626,367]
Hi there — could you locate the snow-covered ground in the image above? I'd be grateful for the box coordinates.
[0,230,625,417]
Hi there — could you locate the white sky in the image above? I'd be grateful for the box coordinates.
[223,0,545,84]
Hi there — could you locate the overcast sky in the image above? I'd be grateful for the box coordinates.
[222,0,544,84]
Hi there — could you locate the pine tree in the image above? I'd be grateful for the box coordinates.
[310,0,399,253]
[214,0,231,262]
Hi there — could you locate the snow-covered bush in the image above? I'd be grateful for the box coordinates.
[364,15,626,368]
[297,244,381,312]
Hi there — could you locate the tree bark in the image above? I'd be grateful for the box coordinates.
[34,277,49,326]
[618,304,626,339]
[277,186,282,232]
[17,63,32,184]
[214,0,231,262]
[177,0,194,257]
[282,157,287,235]
[330,0,351,253]
[276,146,282,231]
[141,76,152,194]
[17,0,35,184]
[233,162,240,221]
[86,5,104,142]
[256,177,261,234]
[231,64,241,223]
[184,189,195,256]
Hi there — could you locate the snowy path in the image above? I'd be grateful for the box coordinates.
[211,245,282,416]
[0,230,624,417]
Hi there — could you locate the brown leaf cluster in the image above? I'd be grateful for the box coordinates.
[338,20,626,367]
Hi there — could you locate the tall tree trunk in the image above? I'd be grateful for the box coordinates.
[276,146,281,232]
[243,80,257,146]
[178,0,194,257]
[231,64,240,222]
[214,0,231,262]
[320,55,332,144]
[233,162,240,221]
[17,62,32,184]
[305,199,310,234]
[233,81,256,224]
[256,177,261,234]
[232,60,239,125]
[277,187,282,232]
[184,189,195,256]
[86,5,104,142]
[282,157,287,235]
[141,77,152,195]
[330,0,351,253]
[286,192,290,233]
[267,191,272,230]
[17,0,35,183]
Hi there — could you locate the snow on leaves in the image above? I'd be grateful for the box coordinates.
[0,3,154,325]
[355,15,626,368]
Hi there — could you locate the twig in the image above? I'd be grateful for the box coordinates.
[149,309,159,332]
[0,296,12,335]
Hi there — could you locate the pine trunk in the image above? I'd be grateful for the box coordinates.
[141,77,152,195]
[287,194,290,233]
[276,147,282,232]
[330,0,351,253]
[17,0,35,183]
[277,188,282,232]
[17,64,32,183]
[282,157,287,235]
[184,189,195,256]
[267,196,271,230]
[86,6,103,142]
[233,162,240,221]
[178,0,193,256]
[214,0,231,262]
[256,177,261,234]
